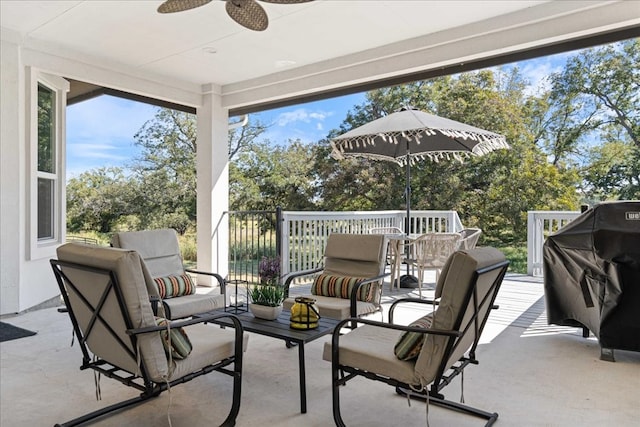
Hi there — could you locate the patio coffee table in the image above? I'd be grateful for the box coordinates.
[200,308,339,414]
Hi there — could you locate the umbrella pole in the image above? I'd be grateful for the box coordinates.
[405,143,411,235]
[400,142,419,288]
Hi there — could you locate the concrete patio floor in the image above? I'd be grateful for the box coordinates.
[1,272,639,426]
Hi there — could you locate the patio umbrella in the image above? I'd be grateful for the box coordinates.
[330,106,509,234]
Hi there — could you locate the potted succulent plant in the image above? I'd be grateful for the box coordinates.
[249,256,285,320]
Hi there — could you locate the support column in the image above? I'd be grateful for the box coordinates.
[196,90,229,285]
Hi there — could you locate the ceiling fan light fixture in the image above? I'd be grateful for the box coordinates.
[157,0,212,14]
[226,0,269,32]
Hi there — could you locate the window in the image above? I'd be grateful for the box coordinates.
[27,68,68,259]
[37,83,56,240]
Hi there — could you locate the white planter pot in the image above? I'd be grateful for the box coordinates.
[249,303,283,320]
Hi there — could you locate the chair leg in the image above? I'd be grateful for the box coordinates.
[396,387,498,427]
[331,364,347,427]
[220,358,243,427]
[55,393,158,427]
[428,395,499,426]
[389,255,396,292]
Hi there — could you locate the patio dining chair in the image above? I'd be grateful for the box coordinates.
[406,232,462,297]
[283,233,389,325]
[324,247,509,426]
[51,243,246,427]
[369,226,404,290]
[111,228,225,320]
[458,228,482,250]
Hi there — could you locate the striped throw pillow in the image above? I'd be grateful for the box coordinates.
[153,274,196,299]
[156,317,192,360]
[311,274,376,303]
[394,313,434,361]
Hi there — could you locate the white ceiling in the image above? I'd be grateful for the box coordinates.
[2,0,639,112]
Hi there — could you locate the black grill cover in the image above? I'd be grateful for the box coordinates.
[543,201,640,352]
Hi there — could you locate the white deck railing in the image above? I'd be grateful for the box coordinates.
[280,210,463,275]
[527,210,581,277]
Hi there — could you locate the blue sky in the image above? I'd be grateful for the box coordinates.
[66,51,572,179]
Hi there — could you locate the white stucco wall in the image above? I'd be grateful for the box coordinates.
[1,38,25,314]
[0,30,230,314]
[1,38,63,314]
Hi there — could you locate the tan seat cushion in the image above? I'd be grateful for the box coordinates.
[283,295,378,320]
[168,323,248,382]
[56,243,246,384]
[56,243,169,381]
[111,229,184,278]
[415,247,506,385]
[323,234,386,278]
[323,325,418,386]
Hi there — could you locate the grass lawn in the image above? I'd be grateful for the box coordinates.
[497,245,527,274]
[68,231,529,275]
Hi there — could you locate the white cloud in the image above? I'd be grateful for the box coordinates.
[274,108,333,127]
[66,95,156,176]
[67,142,130,161]
[517,51,573,96]
[67,95,157,139]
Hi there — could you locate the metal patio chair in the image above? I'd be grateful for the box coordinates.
[51,243,246,426]
[283,233,389,325]
[324,247,509,426]
[405,232,463,297]
[458,228,482,250]
[369,226,405,290]
[111,228,225,319]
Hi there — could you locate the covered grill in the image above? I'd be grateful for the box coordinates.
[543,201,640,360]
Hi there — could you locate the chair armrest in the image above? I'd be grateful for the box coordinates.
[282,267,324,297]
[184,268,225,293]
[127,312,243,335]
[388,297,440,323]
[149,295,160,316]
[349,272,391,317]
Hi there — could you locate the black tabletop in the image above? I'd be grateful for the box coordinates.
[201,308,340,344]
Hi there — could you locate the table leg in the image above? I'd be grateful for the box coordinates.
[393,241,402,290]
[298,342,307,413]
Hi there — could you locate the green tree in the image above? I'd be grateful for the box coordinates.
[536,40,640,200]
[316,72,579,244]
[67,107,268,234]
[230,139,318,211]
[130,109,269,233]
[130,109,197,232]
[66,167,140,233]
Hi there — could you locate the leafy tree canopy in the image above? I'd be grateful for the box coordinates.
[67,41,637,245]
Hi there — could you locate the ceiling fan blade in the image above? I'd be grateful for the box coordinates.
[226,0,269,31]
[157,0,212,14]
[260,0,314,3]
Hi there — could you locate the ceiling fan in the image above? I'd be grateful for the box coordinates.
[157,0,314,32]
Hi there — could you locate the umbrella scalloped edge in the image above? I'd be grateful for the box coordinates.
[331,128,509,165]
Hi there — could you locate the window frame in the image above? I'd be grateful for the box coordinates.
[27,67,68,260]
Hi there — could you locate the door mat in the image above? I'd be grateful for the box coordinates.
[0,321,37,342]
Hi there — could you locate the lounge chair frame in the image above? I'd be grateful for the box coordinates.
[51,258,244,427]
[329,256,509,426]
